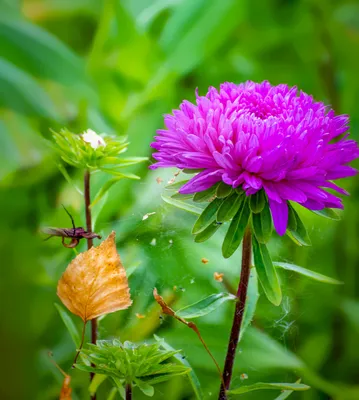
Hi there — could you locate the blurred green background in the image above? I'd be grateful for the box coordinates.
[1,0,358,399]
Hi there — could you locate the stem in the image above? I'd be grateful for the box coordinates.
[84,169,97,400]
[73,321,87,366]
[218,228,252,400]
[125,382,132,400]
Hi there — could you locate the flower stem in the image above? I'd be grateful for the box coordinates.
[125,383,132,400]
[218,227,252,400]
[84,169,97,400]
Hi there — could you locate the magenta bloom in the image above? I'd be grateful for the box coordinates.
[150,81,359,235]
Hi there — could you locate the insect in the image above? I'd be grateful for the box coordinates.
[42,206,101,248]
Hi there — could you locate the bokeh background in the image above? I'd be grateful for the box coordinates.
[1,0,358,399]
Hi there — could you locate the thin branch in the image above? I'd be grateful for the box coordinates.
[72,321,87,366]
[218,227,252,400]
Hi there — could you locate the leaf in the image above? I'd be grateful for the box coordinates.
[134,379,154,397]
[193,183,219,202]
[222,199,251,258]
[89,374,107,396]
[57,232,132,321]
[273,262,343,285]
[161,194,203,215]
[54,303,81,347]
[91,177,124,208]
[60,374,72,400]
[240,268,259,340]
[252,202,273,244]
[56,163,83,195]
[194,221,222,243]
[100,156,148,167]
[0,57,58,118]
[287,205,311,246]
[228,382,310,395]
[192,198,223,234]
[216,192,244,222]
[176,293,236,319]
[0,15,86,85]
[154,335,202,400]
[99,169,140,180]
[312,208,341,220]
[249,190,266,213]
[274,380,304,400]
[164,179,189,190]
[216,182,233,198]
[252,236,282,306]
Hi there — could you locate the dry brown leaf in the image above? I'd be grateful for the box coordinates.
[60,375,72,400]
[57,231,132,321]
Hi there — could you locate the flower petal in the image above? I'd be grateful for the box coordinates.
[269,199,288,236]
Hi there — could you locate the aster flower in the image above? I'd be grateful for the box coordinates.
[151,81,359,237]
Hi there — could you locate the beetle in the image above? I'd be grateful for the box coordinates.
[42,206,101,248]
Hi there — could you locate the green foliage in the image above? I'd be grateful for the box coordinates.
[76,339,190,397]
[228,382,310,395]
[286,204,311,246]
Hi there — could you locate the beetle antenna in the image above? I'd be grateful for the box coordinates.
[62,204,76,235]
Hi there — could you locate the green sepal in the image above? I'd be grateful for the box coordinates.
[193,183,219,203]
[252,236,282,306]
[287,204,311,246]
[194,221,222,242]
[216,192,244,223]
[249,190,266,213]
[216,182,233,198]
[252,202,273,243]
[222,199,251,258]
[192,198,223,234]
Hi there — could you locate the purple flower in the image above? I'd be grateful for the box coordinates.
[150,81,359,235]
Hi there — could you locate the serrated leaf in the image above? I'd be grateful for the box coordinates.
[161,195,203,215]
[249,190,266,213]
[154,335,202,400]
[273,262,343,285]
[194,221,222,242]
[134,379,154,397]
[176,293,236,319]
[91,177,124,208]
[252,202,273,243]
[240,268,259,340]
[287,205,311,246]
[193,183,219,203]
[54,303,81,347]
[216,182,233,198]
[222,199,251,258]
[312,208,341,220]
[216,192,244,222]
[228,382,310,395]
[252,236,282,306]
[192,198,223,234]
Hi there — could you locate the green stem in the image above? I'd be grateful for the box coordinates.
[218,227,252,400]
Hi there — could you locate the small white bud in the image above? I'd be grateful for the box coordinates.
[82,129,106,149]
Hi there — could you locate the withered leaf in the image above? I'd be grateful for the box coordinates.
[60,375,72,400]
[57,231,132,321]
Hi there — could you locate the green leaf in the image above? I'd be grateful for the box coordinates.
[54,303,80,347]
[216,192,244,222]
[312,208,341,220]
[228,382,310,395]
[193,183,219,203]
[99,169,140,179]
[56,163,83,195]
[89,374,107,396]
[287,205,311,246]
[161,194,203,215]
[273,380,304,400]
[287,205,297,231]
[216,182,233,198]
[252,202,273,243]
[176,292,236,319]
[0,15,86,85]
[171,192,194,201]
[222,199,251,258]
[154,335,202,400]
[91,177,124,208]
[273,262,343,285]
[192,198,223,234]
[194,221,222,243]
[249,190,266,213]
[240,268,259,340]
[107,387,119,400]
[164,180,189,190]
[252,237,282,306]
[0,57,58,118]
[134,379,154,397]
[100,156,148,167]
